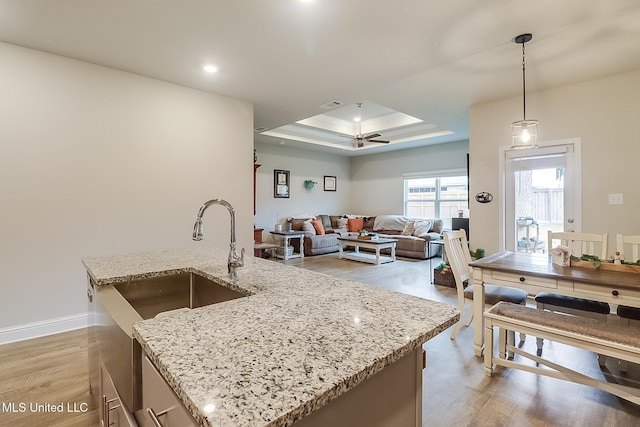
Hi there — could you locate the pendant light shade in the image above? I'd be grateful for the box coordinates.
[511,33,538,149]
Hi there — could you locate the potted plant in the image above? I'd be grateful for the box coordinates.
[303,179,317,189]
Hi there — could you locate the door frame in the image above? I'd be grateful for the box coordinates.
[498,138,582,251]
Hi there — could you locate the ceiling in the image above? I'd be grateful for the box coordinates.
[1,0,639,156]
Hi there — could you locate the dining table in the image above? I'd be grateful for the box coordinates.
[469,250,640,357]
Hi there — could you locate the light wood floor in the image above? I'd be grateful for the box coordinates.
[2,253,640,426]
[0,328,98,426]
[286,253,640,426]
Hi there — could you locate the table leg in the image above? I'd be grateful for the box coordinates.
[473,281,485,357]
[391,244,396,262]
[375,247,380,265]
[299,235,304,258]
[284,236,290,260]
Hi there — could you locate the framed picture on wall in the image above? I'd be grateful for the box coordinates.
[274,169,290,198]
[324,175,336,192]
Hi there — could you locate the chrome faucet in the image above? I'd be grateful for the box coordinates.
[192,198,245,279]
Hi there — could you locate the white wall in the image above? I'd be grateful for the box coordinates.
[350,141,469,215]
[0,43,253,340]
[470,69,640,255]
[253,142,350,241]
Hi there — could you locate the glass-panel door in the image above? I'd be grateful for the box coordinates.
[503,141,581,252]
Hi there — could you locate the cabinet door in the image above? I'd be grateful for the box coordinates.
[100,362,138,427]
[139,357,197,427]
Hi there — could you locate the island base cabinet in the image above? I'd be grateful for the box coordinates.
[99,361,138,427]
[295,348,424,427]
[137,356,197,427]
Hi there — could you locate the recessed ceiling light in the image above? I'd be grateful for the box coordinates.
[203,65,218,73]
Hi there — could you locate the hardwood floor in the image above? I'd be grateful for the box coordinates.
[2,253,639,426]
[286,253,640,426]
[0,328,99,427]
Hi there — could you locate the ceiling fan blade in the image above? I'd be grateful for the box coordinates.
[368,139,390,144]
[364,133,381,140]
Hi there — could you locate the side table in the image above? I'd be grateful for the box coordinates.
[429,240,445,284]
[269,230,305,261]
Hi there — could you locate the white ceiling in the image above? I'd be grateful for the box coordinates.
[1,0,639,156]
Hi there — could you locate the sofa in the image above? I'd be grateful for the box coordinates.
[286,214,443,259]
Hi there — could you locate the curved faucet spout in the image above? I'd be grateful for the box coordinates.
[192,198,244,278]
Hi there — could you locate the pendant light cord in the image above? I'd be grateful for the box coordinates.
[522,42,527,120]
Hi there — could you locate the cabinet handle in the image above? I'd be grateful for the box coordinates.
[612,290,620,296]
[519,277,525,282]
[87,288,93,303]
[102,395,118,427]
[146,407,169,427]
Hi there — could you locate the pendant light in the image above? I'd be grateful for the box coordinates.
[511,33,538,149]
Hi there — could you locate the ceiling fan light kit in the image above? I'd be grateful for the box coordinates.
[511,33,538,149]
[353,102,390,148]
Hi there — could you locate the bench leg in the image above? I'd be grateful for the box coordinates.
[507,331,516,360]
[499,330,508,359]
[484,319,494,376]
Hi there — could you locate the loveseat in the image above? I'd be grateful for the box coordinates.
[286,214,443,259]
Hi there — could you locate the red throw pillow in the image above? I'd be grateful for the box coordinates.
[311,218,325,235]
[347,218,364,232]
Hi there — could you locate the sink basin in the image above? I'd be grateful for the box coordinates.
[114,272,245,320]
[91,271,246,416]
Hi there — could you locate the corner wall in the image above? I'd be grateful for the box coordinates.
[469,69,640,255]
[0,43,253,341]
[253,142,351,241]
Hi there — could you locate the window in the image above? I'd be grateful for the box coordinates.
[404,170,468,230]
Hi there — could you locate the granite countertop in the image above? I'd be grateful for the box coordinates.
[82,247,459,427]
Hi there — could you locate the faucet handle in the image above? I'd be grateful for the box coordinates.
[239,248,245,266]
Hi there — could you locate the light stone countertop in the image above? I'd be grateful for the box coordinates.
[82,247,459,427]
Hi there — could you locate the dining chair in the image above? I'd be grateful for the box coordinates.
[443,230,528,346]
[616,234,640,264]
[611,234,640,371]
[613,234,640,325]
[535,231,610,357]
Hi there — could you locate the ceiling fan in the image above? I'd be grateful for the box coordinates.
[352,102,389,148]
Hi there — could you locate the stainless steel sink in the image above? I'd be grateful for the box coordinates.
[114,271,245,320]
[91,271,246,420]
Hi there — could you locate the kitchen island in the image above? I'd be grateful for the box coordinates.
[83,248,458,427]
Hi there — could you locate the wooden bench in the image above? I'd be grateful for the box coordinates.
[484,302,640,404]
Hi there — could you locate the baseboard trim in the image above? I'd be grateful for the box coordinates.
[0,312,94,345]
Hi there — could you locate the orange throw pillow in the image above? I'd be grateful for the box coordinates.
[347,218,364,232]
[311,218,325,235]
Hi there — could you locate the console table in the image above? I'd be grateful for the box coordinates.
[269,230,305,260]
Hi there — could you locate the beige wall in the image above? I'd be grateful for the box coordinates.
[0,43,253,339]
[470,69,640,255]
[253,142,351,241]
[350,141,469,215]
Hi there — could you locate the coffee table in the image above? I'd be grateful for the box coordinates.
[337,236,397,265]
